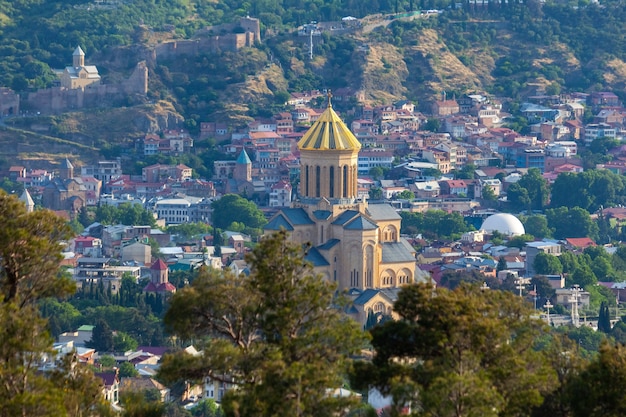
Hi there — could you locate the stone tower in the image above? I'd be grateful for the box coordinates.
[234,149,252,182]
[73,46,85,67]
[19,189,35,213]
[297,94,361,200]
[59,158,74,180]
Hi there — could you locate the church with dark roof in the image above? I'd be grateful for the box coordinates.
[265,96,417,295]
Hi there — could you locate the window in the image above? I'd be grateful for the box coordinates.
[316,166,321,197]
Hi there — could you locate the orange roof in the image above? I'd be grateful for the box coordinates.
[565,237,596,248]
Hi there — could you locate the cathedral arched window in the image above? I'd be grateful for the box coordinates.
[305,165,309,196]
[343,165,348,198]
[329,166,335,198]
[316,166,321,197]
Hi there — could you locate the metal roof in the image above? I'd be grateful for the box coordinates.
[297,103,362,151]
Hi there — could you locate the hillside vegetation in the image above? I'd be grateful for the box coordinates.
[2,0,626,154]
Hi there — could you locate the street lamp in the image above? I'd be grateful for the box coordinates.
[543,300,553,326]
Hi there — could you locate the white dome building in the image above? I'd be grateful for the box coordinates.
[480,213,525,236]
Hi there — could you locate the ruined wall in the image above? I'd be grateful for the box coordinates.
[0,88,20,116]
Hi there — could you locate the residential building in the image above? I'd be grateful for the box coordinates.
[142,164,192,183]
[269,180,292,207]
[432,99,460,116]
[73,257,141,294]
[584,123,617,144]
[81,159,123,184]
[357,148,394,175]
[525,241,561,276]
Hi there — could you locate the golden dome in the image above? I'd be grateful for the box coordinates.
[297,99,361,151]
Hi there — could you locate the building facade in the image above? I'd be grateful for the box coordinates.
[265,98,416,292]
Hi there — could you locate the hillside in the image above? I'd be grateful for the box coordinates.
[3,1,626,165]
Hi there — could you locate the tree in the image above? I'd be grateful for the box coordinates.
[546,207,599,240]
[507,234,534,249]
[211,194,267,231]
[192,399,223,417]
[597,301,611,333]
[424,118,441,132]
[507,182,532,212]
[534,252,563,275]
[482,183,497,201]
[397,190,414,199]
[0,191,108,415]
[524,215,551,239]
[113,331,139,352]
[368,166,384,180]
[159,231,368,417]
[88,318,114,353]
[497,256,508,273]
[50,353,115,417]
[119,361,139,378]
[99,355,117,369]
[518,168,549,211]
[352,283,555,417]
[568,342,626,417]
[368,186,383,200]
[0,191,75,306]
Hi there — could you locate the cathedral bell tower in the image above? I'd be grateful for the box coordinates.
[73,46,85,68]
[297,92,361,201]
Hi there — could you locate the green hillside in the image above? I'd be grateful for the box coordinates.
[2,0,626,156]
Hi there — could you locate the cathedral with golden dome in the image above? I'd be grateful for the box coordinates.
[265,96,417,293]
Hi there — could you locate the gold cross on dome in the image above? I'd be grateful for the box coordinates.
[327,90,332,107]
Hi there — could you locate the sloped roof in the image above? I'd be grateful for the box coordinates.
[264,214,294,231]
[366,203,401,221]
[297,101,362,151]
[143,282,176,293]
[352,288,379,305]
[381,241,417,263]
[281,208,314,225]
[313,210,332,220]
[151,259,168,271]
[332,210,360,226]
[317,239,341,250]
[345,215,378,230]
[304,246,330,267]
[236,149,252,164]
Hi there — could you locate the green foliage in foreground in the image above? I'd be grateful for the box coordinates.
[0,190,111,416]
[159,231,368,417]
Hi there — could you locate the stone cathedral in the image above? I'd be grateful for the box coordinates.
[265,98,416,292]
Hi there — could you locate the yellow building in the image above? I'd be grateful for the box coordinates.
[265,97,417,295]
[60,46,101,89]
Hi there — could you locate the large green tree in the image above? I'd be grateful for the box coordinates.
[534,252,563,276]
[568,342,626,417]
[546,206,599,240]
[211,194,267,234]
[508,168,549,211]
[159,231,368,417]
[0,191,109,416]
[352,282,555,416]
